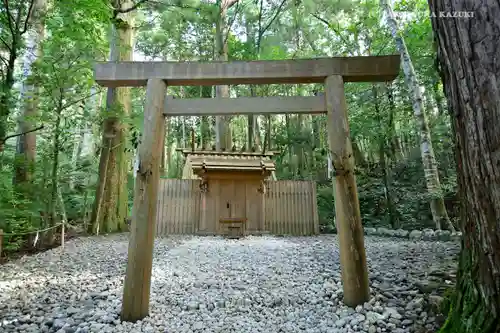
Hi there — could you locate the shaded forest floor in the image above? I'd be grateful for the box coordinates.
[0,228,81,264]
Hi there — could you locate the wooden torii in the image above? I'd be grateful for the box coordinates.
[93,55,400,322]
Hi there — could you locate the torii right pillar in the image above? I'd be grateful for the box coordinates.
[325,75,370,306]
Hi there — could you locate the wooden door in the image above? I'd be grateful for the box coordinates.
[217,180,246,231]
[232,181,246,218]
[218,180,234,219]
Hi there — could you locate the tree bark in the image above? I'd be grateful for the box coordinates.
[214,0,237,151]
[47,88,65,243]
[245,17,256,151]
[381,0,454,231]
[90,1,134,234]
[69,113,84,190]
[373,84,398,228]
[428,1,500,332]
[14,0,46,184]
[385,84,403,162]
[0,0,35,152]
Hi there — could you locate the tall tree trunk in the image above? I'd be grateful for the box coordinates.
[254,114,262,149]
[285,114,293,174]
[428,1,500,332]
[0,1,33,152]
[385,84,403,161]
[432,77,445,116]
[297,114,305,177]
[351,140,367,167]
[68,99,89,190]
[0,52,17,152]
[247,85,259,150]
[81,87,102,157]
[164,118,171,175]
[69,116,84,190]
[196,40,211,149]
[266,114,272,150]
[90,3,134,234]
[214,0,237,151]
[245,17,256,150]
[48,89,64,243]
[373,84,398,228]
[14,0,46,184]
[381,0,454,231]
[160,123,166,175]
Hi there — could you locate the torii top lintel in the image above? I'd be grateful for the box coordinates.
[93,55,400,87]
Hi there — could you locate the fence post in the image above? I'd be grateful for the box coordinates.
[61,223,65,250]
[0,229,3,258]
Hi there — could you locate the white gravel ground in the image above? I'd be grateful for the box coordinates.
[0,234,459,333]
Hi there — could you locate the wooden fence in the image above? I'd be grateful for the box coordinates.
[155,179,319,236]
[156,179,201,235]
[265,180,319,235]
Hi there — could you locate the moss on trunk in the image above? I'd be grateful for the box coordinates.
[89,2,134,234]
[428,0,500,332]
[440,240,498,333]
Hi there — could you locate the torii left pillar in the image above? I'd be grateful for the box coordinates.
[325,75,370,306]
[121,79,167,322]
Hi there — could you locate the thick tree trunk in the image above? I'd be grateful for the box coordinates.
[90,3,134,234]
[14,0,46,184]
[428,1,500,332]
[214,0,237,151]
[381,0,454,231]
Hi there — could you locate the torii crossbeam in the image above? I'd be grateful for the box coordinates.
[93,55,400,322]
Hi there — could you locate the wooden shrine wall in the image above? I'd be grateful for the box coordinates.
[155,179,319,236]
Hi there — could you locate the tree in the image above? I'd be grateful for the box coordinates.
[243,0,287,150]
[214,0,238,151]
[381,0,454,231]
[14,0,47,185]
[0,0,36,151]
[90,0,145,234]
[427,1,500,332]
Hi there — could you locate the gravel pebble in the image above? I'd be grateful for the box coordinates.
[0,234,458,332]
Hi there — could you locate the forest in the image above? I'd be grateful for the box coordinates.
[1,0,499,332]
[0,0,457,249]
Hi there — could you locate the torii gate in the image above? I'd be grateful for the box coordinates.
[93,55,400,322]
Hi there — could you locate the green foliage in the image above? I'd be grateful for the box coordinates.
[0,0,460,254]
[316,185,336,229]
